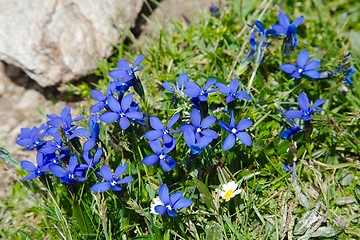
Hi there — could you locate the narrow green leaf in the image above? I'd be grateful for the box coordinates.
[0,147,19,168]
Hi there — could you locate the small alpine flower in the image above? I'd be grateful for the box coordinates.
[144,113,180,144]
[109,54,144,83]
[49,155,87,184]
[272,12,304,49]
[344,67,356,86]
[183,78,217,102]
[142,140,176,172]
[21,152,50,181]
[150,184,192,217]
[219,111,253,151]
[16,124,48,150]
[280,50,321,79]
[73,114,100,151]
[99,93,143,130]
[162,73,188,97]
[285,92,325,121]
[90,163,133,192]
[216,78,252,103]
[217,181,243,202]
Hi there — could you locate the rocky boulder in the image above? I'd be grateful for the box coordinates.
[0,0,144,87]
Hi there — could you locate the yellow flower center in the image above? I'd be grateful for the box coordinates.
[224,189,234,200]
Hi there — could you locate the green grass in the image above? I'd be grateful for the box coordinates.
[1,0,359,239]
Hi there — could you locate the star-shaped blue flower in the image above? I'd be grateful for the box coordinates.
[99,93,143,130]
[50,155,87,184]
[90,163,133,192]
[142,140,176,172]
[109,54,144,83]
[272,12,304,48]
[144,113,180,144]
[183,78,217,102]
[280,50,321,79]
[151,184,192,217]
[16,124,48,150]
[219,111,253,151]
[216,78,252,103]
[285,92,325,121]
[21,152,50,181]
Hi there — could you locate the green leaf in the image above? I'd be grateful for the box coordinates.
[193,178,215,211]
[0,147,19,168]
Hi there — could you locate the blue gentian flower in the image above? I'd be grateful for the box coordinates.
[162,73,188,100]
[280,50,321,79]
[50,155,87,184]
[73,115,100,151]
[16,124,48,150]
[90,89,112,113]
[142,140,176,172]
[21,152,50,181]
[150,184,192,217]
[109,54,144,83]
[144,113,181,144]
[183,78,217,102]
[216,78,252,103]
[83,148,102,169]
[99,93,143,130]
[219,111,253,151]
[281,162,293,172]
[182,129,213,155]
[46,106,84,139]
[180,108,218,141]
[39,134,70,158]
[209,4,220,16]
[272,12,304,49]
[344,67,355,86]
[285,92,325,121]
[277,106,302,139]
[90,163,133,192]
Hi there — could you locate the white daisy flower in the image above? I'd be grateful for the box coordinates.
[217,181,243,201]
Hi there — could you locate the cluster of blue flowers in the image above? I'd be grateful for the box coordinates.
[17,10,356,218]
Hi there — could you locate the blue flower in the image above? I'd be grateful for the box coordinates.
[272,12,304,49]
[150,184,192,217]
[162,73,188,101]
[90,163,133,192]
[219,111,253,151]
[109,54,144,83]
[277,106,302,139]
[281,162,293,172]
[180,108,218,141]
[344,67,355,86]
[50,155,87,184]
[16,124,48,150]
[209,4,220,16]
[285,92,325,121]
[144,113,180,144]
[39,134,70,158]
[183,78,217,103]
[82,148,102,169]
[73,115,100,151]
[216,78,252,103]
[90,89,112,113]
[142,140,177,172]
[46,106,84,139]
[99,93,143,130]
[182,129,214,155]
[280,50,321,79]
[21,152,50,181]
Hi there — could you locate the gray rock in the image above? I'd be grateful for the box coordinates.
[0,0,144,87]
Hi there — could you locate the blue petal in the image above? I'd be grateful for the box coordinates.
[22,173,38,181]
[169,191,183,205]
[236,132,252,146]
[67,155,78,173]
[50,165,67,178]
[121,93,133,110]
[158,184,170,204]
[298,92,309,112]
[272,24,287,35]
[172,197,192,210]
[149,117,164,130]
[114,163,127,180]
[190,108,201,126]
[159,159,172,172]
[278,12,290,28]
[100,112,119,123]
[142,155,159,166]
[126,111,144,120]
[201,116,216,128]
[292,16,304,27]
[218,120,230,132]
[236,119,253,131]
[90,90,106,101]
[204,78,216,90]
[99,165,113,182]
[155,205,166,215]
[285,110,302,119]
[177,73,188,90]
[167,209,178,217]
[182,128,195,147]
[90,182,111,193]
[229,78,239,91]
[303,70,320,79]
[297,50,309,68]
[280,64,297,74]
[183,82,200,97]
[309,99,325,112]
[215,83,230,94]
[149,140,163,154]
[107,96,121,112]
[133,54,145,68]
[201,129,218,139]
[144,130,162,141]
[119,117,131,130]
[117,176,133,184]
[21,160,36,172]
[236,91,252,101]
[162,82,176,93]
[304,60,321,71]
[222,134,236,151]
[168,113,180,129]
[83,139,96,152]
